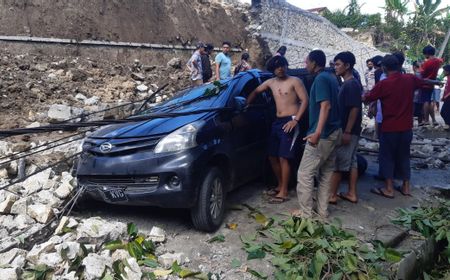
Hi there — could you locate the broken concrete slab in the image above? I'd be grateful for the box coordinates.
[76,217,127,244]
[158,252,187,268]
[374,224,409,248]
[54,181,74,199]
[149,226,166,243]
[0,194,19,214]
[27,204,54,224]
[0,248,28,267]
[82,253,112,280]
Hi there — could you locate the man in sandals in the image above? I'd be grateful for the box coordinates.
[247,56,308,203]
[363,54,442,199]
[329,51,362,205]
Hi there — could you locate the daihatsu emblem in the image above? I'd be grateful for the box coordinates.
[100,142,113,152]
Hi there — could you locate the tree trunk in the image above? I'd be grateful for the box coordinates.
[438,27,450,58]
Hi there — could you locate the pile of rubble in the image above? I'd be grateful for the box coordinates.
[0,215,191,280]
[0,51,191,129]
[358,135,450,170]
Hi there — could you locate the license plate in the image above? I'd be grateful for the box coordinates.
[104,189,128,202]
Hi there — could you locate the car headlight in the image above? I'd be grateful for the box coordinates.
[154,120,205,154]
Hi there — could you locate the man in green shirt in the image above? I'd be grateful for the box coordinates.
[292,50,341,219]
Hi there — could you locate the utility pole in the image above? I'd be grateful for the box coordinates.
[438,27,450,58]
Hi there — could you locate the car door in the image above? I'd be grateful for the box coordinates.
[228,74,274,184]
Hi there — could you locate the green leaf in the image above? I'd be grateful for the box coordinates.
[231,258,241,268]
[306,220,315,235]
[247,247,266,260]
[330,272,344,280]
[207,234,225,243]
[247,268,268,279]
[139,258,159,268]
[384,248,403,263]
[171,261,182,274]
[101,274,114,280]
[179,269,200,278]
[127,223,138,237]
[103,240,126,251]
[343,253,358,273]
[127,240,144,260]
[312,250,328,276]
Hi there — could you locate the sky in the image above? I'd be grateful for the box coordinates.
[240,0,450,15]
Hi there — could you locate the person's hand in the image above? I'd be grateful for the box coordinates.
[304,131,320,146]
[282,120,298,133]
[341,132,351,145]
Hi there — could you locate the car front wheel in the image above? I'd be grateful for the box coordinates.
[190,167,226,232]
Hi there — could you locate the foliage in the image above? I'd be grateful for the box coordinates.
[202,81,227,97]
[322,0,450,61]
[240,207,401,279]
[22,264,53,280]
[392,198,450,279]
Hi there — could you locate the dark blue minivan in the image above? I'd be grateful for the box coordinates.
[76,70,276,231]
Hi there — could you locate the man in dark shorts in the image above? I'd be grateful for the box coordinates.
[363,55,442,198]
[247,56,308,203]
[420,45,443,126]
[329,51,362,204]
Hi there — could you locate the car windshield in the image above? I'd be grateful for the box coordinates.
[140,82,228,115]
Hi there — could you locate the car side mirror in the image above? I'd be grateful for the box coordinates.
[233,96,247,111]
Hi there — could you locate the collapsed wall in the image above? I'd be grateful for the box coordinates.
[253,0,383,79]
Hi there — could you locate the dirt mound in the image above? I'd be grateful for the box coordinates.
[0,51,190,130]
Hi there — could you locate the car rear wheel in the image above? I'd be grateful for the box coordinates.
[191,167,226,232]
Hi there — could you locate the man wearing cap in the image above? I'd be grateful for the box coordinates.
[187,43,206,86]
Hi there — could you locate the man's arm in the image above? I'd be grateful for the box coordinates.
[246,80,270,105]
[304,100,330,145]
[215,63,220,81]
[293,78,309,122]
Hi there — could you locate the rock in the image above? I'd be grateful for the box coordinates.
[158,252,187,268]
[54,271,77,280]
[27,204,54,224]
[6,161,18,177]
[54,181,73,199]
[0,194,19,214]
[11,197,30,215]
[82,253,112,280]
[167,57,182,69]
[0,141,12,156]
[37,252,63,268]
[47,104,73,122]
[47,73,57,80]
[0,267,20,280]
[34,63,48,71]
[27,240,57,264]
[111,249,131,262]
[433,159,445,169]
[0,168,8,178]
[136,84,148,92]
[124,257,142,280]
[0,248,28,267]
[76,217,127,244]
[75,93,87,101]
[25,122,41,128]
[364,142,379,150]
[34,190,61,207]
[131,72,145,81]
[54,216,69,235]
[149,226,166,243]
[70,69,88,82]
[1,215,17,231]
[55,242,82,260]
[84,96,100,106]
[14,214,35,230]
[420,144,434,154]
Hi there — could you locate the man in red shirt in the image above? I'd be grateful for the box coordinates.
[420,45,443,125]
[363,55,441,198]
[441,65,450,128]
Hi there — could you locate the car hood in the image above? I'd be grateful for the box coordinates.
[89,111,209,139]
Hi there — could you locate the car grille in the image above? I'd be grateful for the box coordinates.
[82,135,164,155]
[79,175,159,186]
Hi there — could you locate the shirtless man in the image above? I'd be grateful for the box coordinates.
[247,56,308,203]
